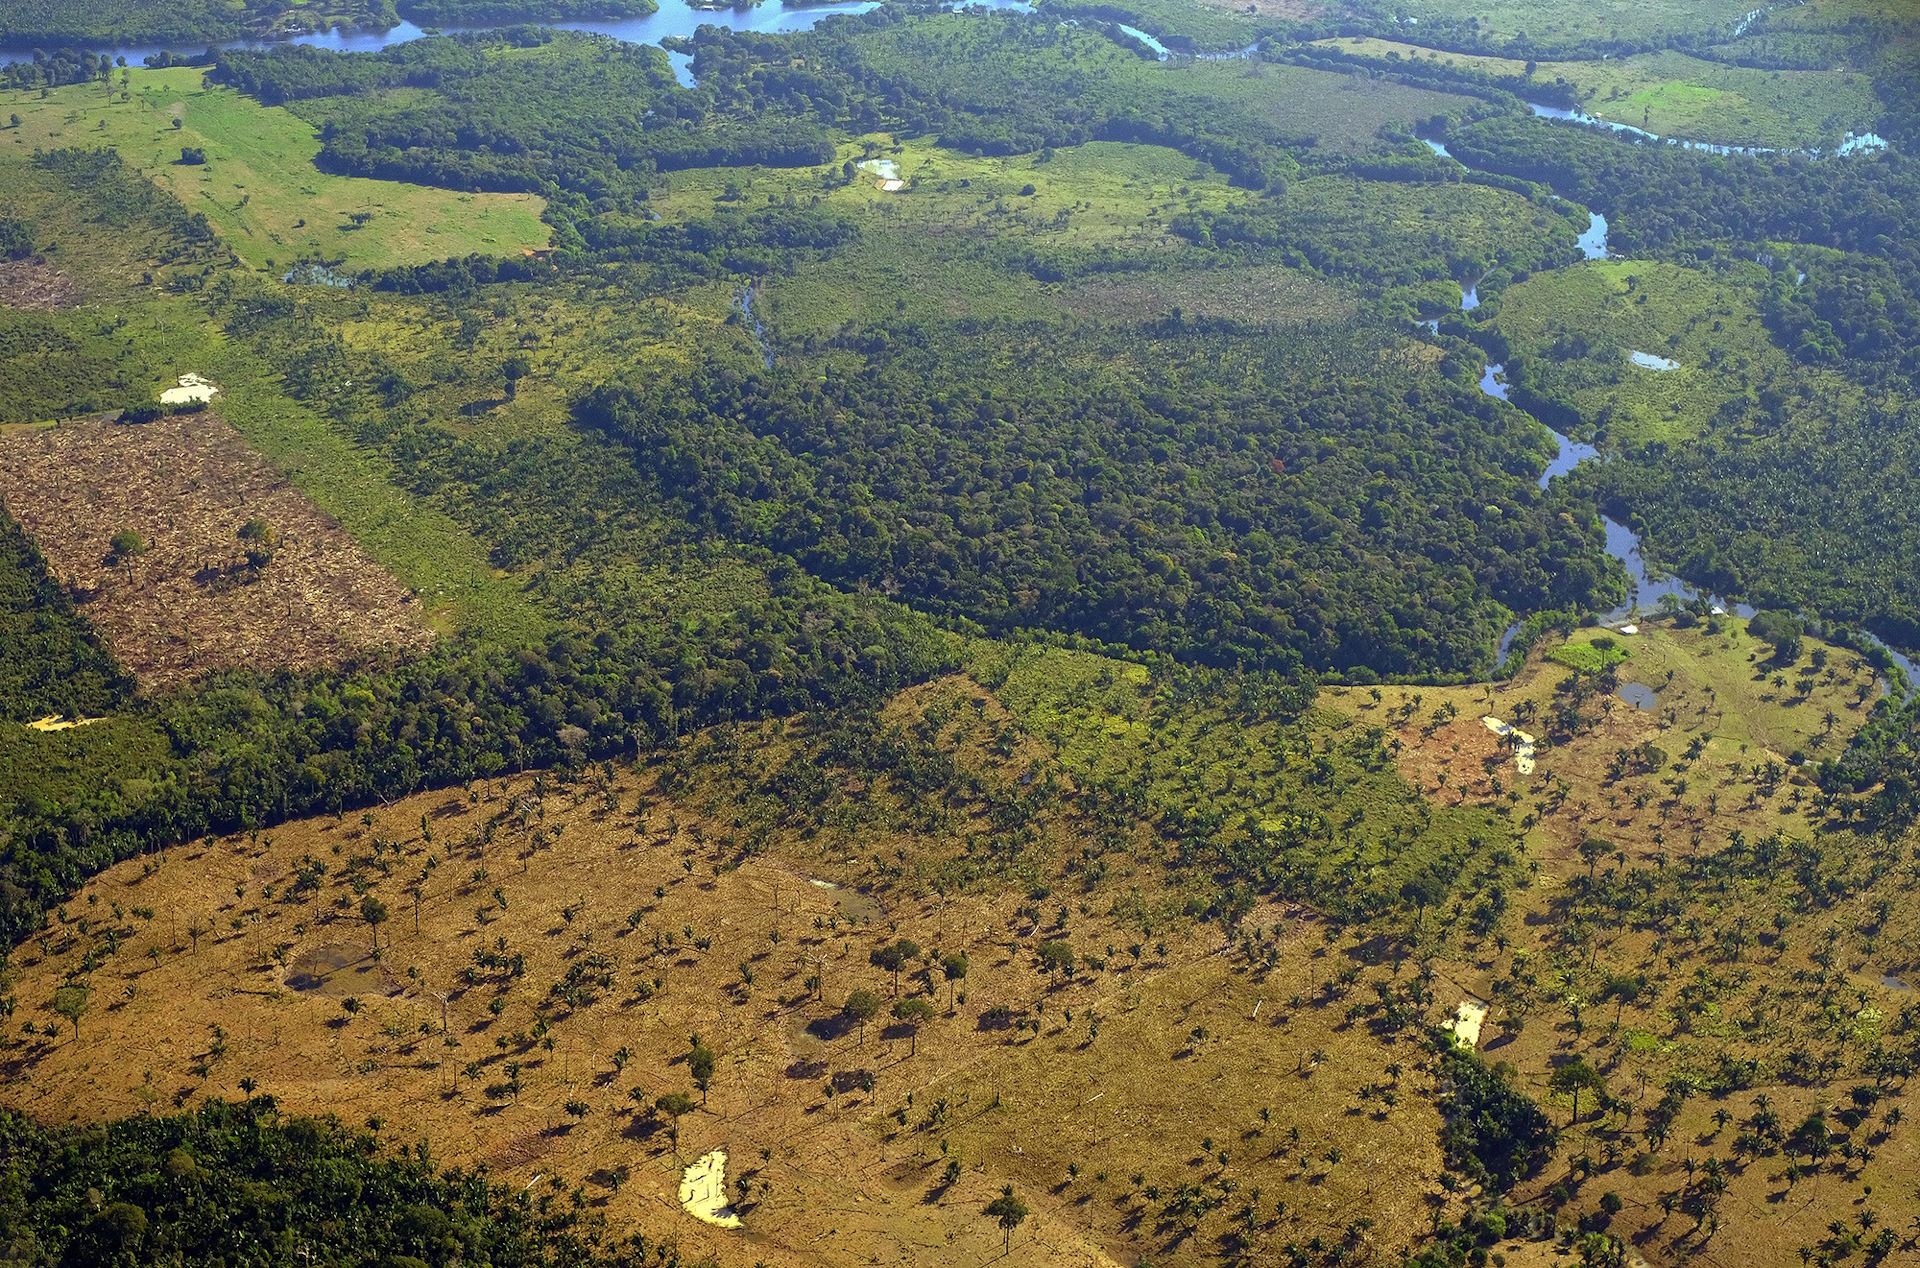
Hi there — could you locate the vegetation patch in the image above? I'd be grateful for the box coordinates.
[1,67,549,272]
[1545,636,1628,674]
[0,413,433,690]
[1062,262,1356,325]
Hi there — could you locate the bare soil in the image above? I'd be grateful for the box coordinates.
[0,413,432,689]
[0,259,82,311]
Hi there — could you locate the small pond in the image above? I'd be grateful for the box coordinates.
[285,942,387,996]
[1629,350,1680,371]
[1617,682,1658,711]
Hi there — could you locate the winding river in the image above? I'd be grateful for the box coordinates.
[8,7,1909,679]
[1430,130,1916,681]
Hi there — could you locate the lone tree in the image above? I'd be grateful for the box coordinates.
[107,530,146,585]
[984,1185,1028,1252]
[941,950,969,1010]
[52,982,89,1043]
[870,939,920,996]
[655,1091,695,1151]
[360,895,389,957]
[843,989,881,1046]
[1549,1057,1608,1126]
[502,352,531,399]
[1037,939,1075,983]
[892,997,936,1056]
[687,1039,716,1105]
[237,518,276,569]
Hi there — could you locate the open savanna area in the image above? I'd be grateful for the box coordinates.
[5,682,1482,1267]
[0,412,432,688]
[1320,618,1920,1266]
[1540,51,1880,150]
[1379,0,1761,49]
[0,66,549,271]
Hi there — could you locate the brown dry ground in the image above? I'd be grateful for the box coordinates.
[0,259,82,311]
[0,412,432,690]
[3,691,1456,1268]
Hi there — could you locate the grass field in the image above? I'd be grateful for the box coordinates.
[1381,0,1760,49]
[1308,39,1882,148]
[1494,257,1809,448]
[0,66,549,272]
[1543,50,1880,149]
[654,136,1259,338]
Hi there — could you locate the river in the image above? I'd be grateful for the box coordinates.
[1,0,1034,75]
[1524,101,1885,159]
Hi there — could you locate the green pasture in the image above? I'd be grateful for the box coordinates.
[0,66,549,271]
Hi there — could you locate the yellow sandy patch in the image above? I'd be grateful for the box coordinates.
[1481,716,1537,775]
[26,715,104,732]
[679,1149,742,1228]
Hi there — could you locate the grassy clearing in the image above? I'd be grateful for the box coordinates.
[1494,257,1806,447]
[655,136,1250,248]
[1175,57,1478,151]
[1310,39,1880,148]
[655,136,1261,338]
[1382,0,1759,49]
[0,67,548,272]
[1544,50,1880,149]
[1308,35,1531,76]
[1545,637,1628,674]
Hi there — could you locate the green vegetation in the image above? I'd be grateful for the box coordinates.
[0,506,131,721]
[0,0,654,46]
[1539,50,1880,149]
[0,1098,685,1265]
[1,67,549,272]
[1544,635,1626,674]
[1492,257,1791,446]
[7,2,1920,1263]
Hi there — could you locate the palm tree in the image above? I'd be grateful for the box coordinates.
[360,895,389,956]
[892,998,935,1055]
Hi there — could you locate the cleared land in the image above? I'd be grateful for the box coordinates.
[2,679,1461,1268]
[0,259,82,311]
[0,66,549,272]
[0,413,433,689]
